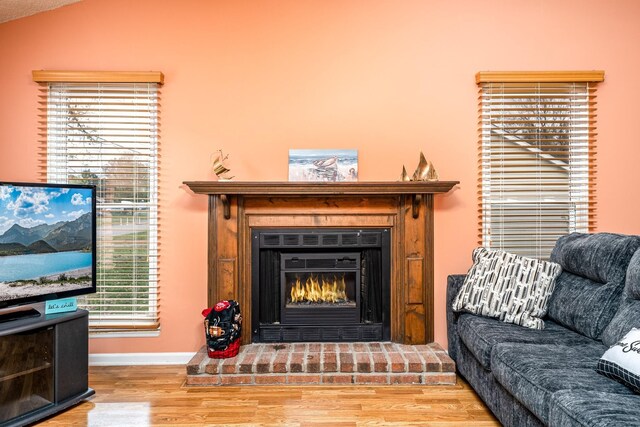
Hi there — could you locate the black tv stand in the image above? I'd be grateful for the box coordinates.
[0,306,41,324]
[0,309,94,427]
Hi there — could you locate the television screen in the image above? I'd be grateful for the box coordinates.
[0,182,96,309]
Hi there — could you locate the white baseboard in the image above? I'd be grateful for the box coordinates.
[89,352,196,366]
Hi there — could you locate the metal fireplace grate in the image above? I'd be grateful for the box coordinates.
[259,230,381,248]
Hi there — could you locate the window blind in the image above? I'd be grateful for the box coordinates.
[34,72,162,331]
[477,72,602,259]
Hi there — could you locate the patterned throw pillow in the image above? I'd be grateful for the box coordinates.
[453,248,562,329]
[596,328,640,394]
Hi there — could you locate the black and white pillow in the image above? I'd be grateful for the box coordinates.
[597,328,640,394]
[453,248,562,329]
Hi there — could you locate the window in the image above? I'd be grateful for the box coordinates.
[33,71,163,332]
[477,71,603,259]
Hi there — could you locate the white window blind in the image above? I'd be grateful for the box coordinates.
[34,72,162,331]
[477,72,602,259]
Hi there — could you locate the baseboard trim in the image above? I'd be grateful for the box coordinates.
[90,352,196,366]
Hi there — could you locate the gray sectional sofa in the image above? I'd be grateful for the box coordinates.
[447,233,640,426]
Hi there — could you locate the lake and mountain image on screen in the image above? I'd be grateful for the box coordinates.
[0,184,94,302]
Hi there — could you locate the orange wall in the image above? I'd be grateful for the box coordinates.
[1,0,639,354]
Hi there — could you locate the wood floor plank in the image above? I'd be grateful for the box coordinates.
[35,365,499,426]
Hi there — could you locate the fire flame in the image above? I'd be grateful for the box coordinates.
[289,274,348,303]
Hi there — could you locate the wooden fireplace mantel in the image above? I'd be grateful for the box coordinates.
[184,180,458,345]
[184,181,459,195]
[184,181,458,219]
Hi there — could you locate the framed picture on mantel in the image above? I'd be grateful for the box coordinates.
[288,149,358,182]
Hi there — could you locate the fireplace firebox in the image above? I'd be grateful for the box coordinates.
[281,253,360,325]
[251,228,390,342]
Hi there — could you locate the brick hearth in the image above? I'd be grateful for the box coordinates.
[186,342,456,386]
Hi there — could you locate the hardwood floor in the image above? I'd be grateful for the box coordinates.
[38,365,499,426]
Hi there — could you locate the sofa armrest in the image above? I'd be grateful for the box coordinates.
[446,274,466,363]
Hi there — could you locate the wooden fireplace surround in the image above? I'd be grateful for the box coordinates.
[184,181,458,345]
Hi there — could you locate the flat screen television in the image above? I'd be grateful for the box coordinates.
[0,181,96,321]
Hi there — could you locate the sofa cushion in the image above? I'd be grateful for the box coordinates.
[457,313,595,370]
[550,232,639,284]
[548,233,640,340]
[547,271,622,340]
[602,249,640,347]
[453,248,561,329]
[493,342,606,371]
[492,343,635,424]
[549,390,640,427]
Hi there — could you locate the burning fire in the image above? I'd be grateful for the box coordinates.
[289,274,348,304]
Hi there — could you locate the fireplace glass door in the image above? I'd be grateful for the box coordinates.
[252,229,390,342]
[281,253,360,325]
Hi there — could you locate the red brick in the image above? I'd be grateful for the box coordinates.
[272,350,290,373]
[387,352,406,373]
[412,344,430,352]
[308,343,321,352]
[261,346,277,357]
[322,374,353,384]
[352,343,368,352]
[293,343,307,352]
[185,375,221,386]
[220,357,239,374]
[404,351,424,373]
[355,352,372,373]
[244,344,261,354]
[255,351,274,374]
[255,374,287,385]
[338,343,352,352]
[322,343,337,353]
[306,352,321,373]
[239,351,257,374]
[390,373,421,385]
[354,374,388,384]
[416,347,441,372]
[322,352,338,372]
[186,349,207,375]
[271,343,292,352]
[204,359,222,375]
[220,375,254,385]
[441,360,456,373]
[382,342,397,352]
[289,352,305,373]
[428,342,446,352]
[339,352,354,372]
[367,342,383,352]
[434,351,456,372]
[422,372,457,385]
[371,352,389,372]
[287,374,322,384]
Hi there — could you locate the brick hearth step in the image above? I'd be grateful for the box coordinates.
[186,342,456,386]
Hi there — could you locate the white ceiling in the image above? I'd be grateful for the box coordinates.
[0,0,81,24]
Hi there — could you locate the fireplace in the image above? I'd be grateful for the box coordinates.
[251,229,390,342]
[183,180,459,344]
